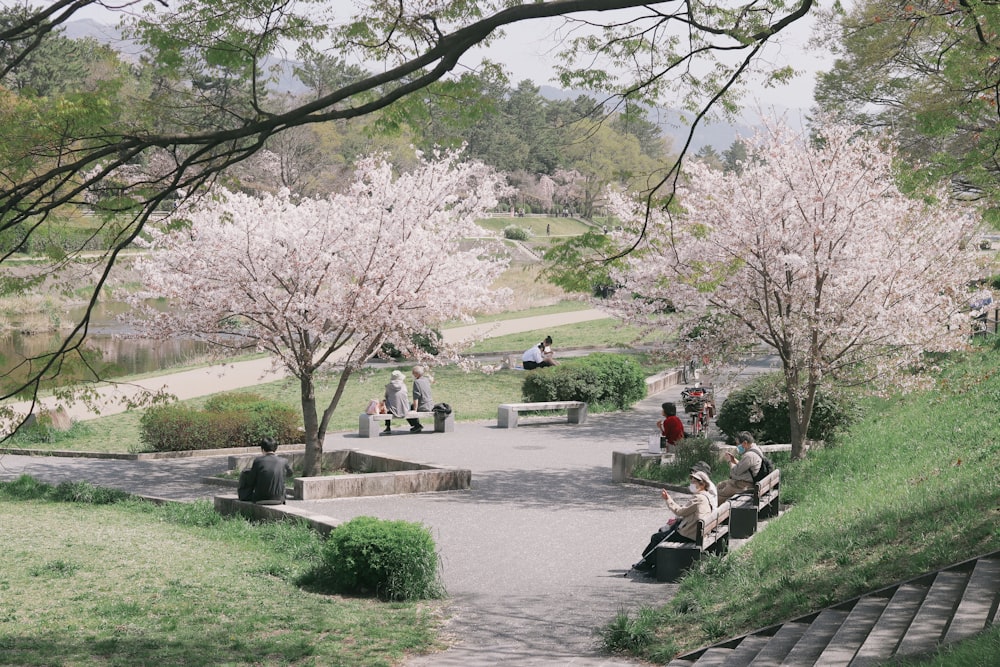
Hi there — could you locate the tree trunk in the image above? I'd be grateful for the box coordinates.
[300,372,323,477]
[782,364,807,460]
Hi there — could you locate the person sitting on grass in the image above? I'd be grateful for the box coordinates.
[237,436,293,505]
[631,470,715,574]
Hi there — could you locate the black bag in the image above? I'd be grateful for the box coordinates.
[752,454,775,483]
[432,402,452,415]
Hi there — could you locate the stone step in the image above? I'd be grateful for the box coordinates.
[943,556,1000,644]
[813,595,890,666]
[718,634,770,667]
[851,583,928,666]
[895,570,968,657]
[687,647,731,665]
[779,608,850,665]
[745,621,809,666]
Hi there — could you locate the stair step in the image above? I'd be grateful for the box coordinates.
[719,635,771,667]
[689,647,731,665]
[746,622,810,667]
[895,570,968,657]
[851,583,928,666]
[779,608,850,665]
[813,595,890,666]
[944,557,1000,644]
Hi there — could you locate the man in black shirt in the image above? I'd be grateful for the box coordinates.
[237,436,293,505]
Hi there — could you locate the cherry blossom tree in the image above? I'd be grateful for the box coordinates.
[607,121,984,458]
[128,150,510,475]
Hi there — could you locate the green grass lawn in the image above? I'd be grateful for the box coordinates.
[466,317,652,354]
[608,344,1000,661]
[0,481,441,667]
[476,215,592,237]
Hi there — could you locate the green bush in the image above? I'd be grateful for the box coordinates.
[503,225,531,241]
[631,437,725,485]
[319,516,445,601]
[715,372,864,444]
[139,393,299,452]
[521,353,646,410]
[380,330,441,361]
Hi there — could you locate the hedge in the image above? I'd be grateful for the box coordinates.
[139,392,299,452]
[521,353,646,410]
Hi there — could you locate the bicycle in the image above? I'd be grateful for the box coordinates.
[681,385,714,437]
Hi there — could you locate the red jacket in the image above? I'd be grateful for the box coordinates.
[659,415,685,444]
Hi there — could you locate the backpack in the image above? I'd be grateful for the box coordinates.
[432,402,452,415]
[751,452,775,483]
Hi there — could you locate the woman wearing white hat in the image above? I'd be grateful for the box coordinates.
[383,370,410,435]
[632,470,716,574]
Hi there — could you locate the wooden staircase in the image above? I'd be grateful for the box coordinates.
[668,550,1000,666]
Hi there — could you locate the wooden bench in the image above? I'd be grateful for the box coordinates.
[729,468,781,539]
[497,401,587,428]
[358,410,455,438]
[655,501,731,582]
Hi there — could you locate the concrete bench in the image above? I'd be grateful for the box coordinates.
[655,501,731,582]
[497,401,587,428]
[730,468,781,539]
[358,410,454,437]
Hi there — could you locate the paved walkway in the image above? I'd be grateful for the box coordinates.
[6,308,613,423]
[0,355,777,666]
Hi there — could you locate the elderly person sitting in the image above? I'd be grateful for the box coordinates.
[716,431,765,503]
[631,470,716,574]
[408,365,434,433]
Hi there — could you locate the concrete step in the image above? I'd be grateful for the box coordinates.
[688,647,732,665]
[895,570,968,657]
[779,608,849,665]
[745,621,809,666]
[943,556,1000,644]
[719,634,770,667]
[851,583,928,666]
[813,595,890,666]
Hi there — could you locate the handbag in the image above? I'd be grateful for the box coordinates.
[365,398,381,415]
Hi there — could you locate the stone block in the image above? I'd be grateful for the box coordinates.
[729,494,758,539]
[655,542,702,582]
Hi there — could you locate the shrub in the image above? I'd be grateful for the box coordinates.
[631,437,724,485]
[715,372,864,444]
[521,353,646,410]
[503,225,531,241]
[139,393,299,452]
[319,516,445,601]
[380,330,442,361]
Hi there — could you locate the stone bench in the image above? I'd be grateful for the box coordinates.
[497,401,587,428]
[358,410,454,437]
[730,468,781,539]
[655,501,731,582]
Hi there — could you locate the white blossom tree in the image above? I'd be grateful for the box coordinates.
[608,122,984,458]
[128,150,510,475]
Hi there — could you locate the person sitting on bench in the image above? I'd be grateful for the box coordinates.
[717,431,764,503]
[632,470,715,573]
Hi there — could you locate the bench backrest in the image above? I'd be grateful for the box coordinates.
[695,501,731,547]
[753,469,780,501]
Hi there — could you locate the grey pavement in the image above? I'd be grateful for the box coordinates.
[0,357,779,666]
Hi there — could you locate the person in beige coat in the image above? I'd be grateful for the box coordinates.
[632,470,716,573]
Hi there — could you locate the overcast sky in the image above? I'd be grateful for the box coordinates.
[65,2,832,111]
[464,11,831,112]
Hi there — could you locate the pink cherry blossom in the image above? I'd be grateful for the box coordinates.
[128,149,511,474]
[606,121,986,458]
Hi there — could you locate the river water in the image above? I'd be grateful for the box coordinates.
[0,301,218,380]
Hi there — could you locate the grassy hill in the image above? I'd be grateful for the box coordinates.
[613,343,1000,662]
